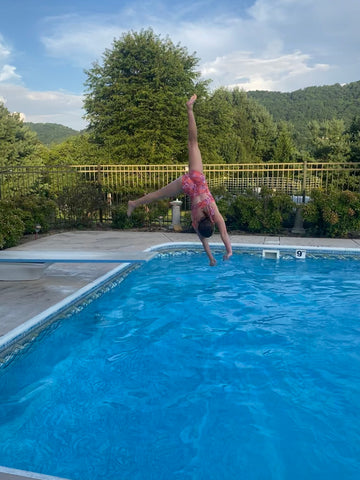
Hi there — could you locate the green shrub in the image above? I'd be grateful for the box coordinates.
[13,195,57,233]
[0,201,25,249]
[303,189,360,237]
[227,188,295,233]
[111,200,170,229]
[56,181,107,227]
[111,204,145,229]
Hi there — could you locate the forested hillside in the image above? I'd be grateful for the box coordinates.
[248,81,360,149]
[25,122,79,146]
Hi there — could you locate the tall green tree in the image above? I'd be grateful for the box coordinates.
[84,29,208,164]
[308,119,350,162]
[347,115,360,162]
[272,122,297,163]
[192,88,278,164]
[218,88,277,163]
[0,103,45,167]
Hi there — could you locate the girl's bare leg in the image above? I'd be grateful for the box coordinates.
[127,177,183,216]
[186,94,203,173]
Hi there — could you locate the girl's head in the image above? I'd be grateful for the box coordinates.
[197,216,214,238]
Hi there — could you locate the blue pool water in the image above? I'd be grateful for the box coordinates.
[0,251,360,480]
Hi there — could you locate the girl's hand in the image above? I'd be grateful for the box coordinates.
[223,252,232,261]
[210,258,217,266]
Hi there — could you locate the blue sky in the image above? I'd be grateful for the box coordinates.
[1,0,359,130]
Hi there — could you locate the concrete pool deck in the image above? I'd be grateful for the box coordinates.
[1,229,360,339]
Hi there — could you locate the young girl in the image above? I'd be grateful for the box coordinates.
[127,94,232,266]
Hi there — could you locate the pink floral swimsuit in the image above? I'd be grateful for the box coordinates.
[181,170,216,229]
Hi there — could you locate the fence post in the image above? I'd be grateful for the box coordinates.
[302,160,307,203]
[97,165,103,223]
[292,160,307,235]
[96,164,102,185]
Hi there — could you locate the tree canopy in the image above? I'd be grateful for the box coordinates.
[0,103,45,167]
[84,29,208,164]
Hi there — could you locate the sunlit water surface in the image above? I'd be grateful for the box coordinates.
[0,252,360,479]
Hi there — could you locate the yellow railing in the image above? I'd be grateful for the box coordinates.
[72,162,360,197]
[1,162,360,201]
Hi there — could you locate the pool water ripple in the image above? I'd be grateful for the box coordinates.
[0,253,360,479]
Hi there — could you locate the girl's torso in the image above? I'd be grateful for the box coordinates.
[182,171,216,227]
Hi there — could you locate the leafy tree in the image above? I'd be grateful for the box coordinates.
[272,122,298,163]
[46,133,101,165]
[84,28,208,164]
[192,89,235,163]
[347,115,360,161]
[195,88,278,164]
[0,103,45,167]
[308,119,350,162]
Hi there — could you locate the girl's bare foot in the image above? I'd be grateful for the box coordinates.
[127,200,136,217]
[186,94,197,108]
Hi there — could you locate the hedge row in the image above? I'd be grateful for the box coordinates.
[1,187,360,250]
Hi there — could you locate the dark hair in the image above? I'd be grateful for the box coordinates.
[197,217,214,238]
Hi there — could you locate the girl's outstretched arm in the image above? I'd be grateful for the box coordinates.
[199,235,217,266]
[213,208,232,261]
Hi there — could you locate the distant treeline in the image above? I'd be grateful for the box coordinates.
[248,81,360,149]
[25,122,80,146]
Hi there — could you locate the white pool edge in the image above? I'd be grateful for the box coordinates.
[146,241,360,254]
[0,465,70,480]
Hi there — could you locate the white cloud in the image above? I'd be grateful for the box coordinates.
[0,84,86,130]
[0,64,21,82]
[39,0,360,94]
[0,37,20,83]
[0,36,11,59]
[41,14,127,67]
[202,50,330,92]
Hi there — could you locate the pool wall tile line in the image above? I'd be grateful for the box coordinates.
[146,242,360,257]
[0,465,70,480]
[0,263,132,356]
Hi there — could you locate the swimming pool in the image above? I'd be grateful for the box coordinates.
[0,249,360,480]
